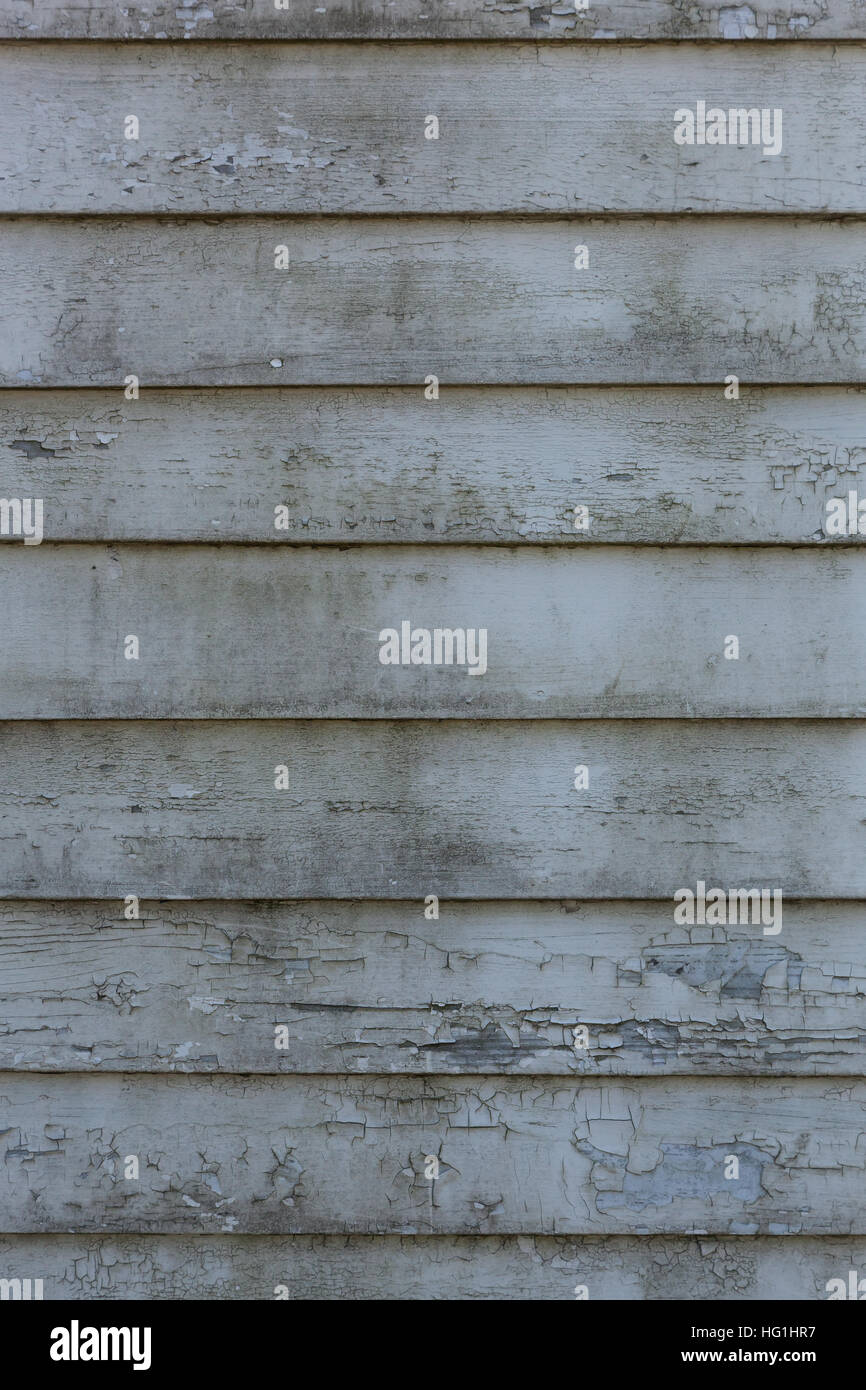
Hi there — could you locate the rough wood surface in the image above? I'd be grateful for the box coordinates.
[0,1233,862,1300]
[0,0,859,41]
[2,898,865,1076]
[4,44,863,214]
[5,217,866,387]
[1,544,863,718]
[3,386,866,545]
[2,1072,866,1234]
[0,719,862,899]
[2,4,862,1291]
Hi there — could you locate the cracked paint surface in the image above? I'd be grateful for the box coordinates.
[2,1074,866,1235]
[2,901,865,1076]
[0,0,853,39]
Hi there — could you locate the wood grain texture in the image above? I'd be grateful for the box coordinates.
[2,1072,866,1234]
[0,544,864,718]
[5,386,866,545]
[0,0,859,41]
[4,44,863,214]
[2,898,865,1076]
[2,7,861,1289]
[0,719,862,899]
[0,1233,862,1300]
[5,217,866,387]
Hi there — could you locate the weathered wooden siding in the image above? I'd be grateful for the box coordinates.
[4,44,864,214]
[6,218,866,387]
[1,0,862,41]
[4,386,865,545]
[1,545,864,718]
[2,1234,864,1301]
[0,720,863,899]
[1,5,862,1304]
[2,899,865,1076]
[3,1072,866,1235]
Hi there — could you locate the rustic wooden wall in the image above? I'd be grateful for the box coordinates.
[1,0,864,1300]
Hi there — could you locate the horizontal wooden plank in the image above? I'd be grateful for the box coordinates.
[3,385,865,545]
[0,720,863,898]
[3,899,865,1076]
[4,44,864,214]
[0,0,860,41]
[0,1233,862,1299]
[5,218,866,386]
[1,545,864,718]
[2,1073,865,1233]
